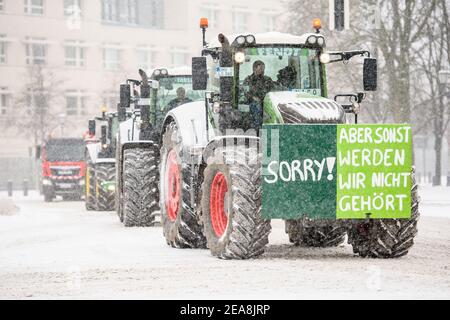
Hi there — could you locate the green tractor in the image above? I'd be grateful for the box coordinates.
[115,67,204,226]
[85,108,125,211]
[157,20,419,259]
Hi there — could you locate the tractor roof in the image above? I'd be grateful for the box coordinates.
[207,31,320,48]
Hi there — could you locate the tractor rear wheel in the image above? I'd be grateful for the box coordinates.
[347,169,420,258]
[200,146,271,259]
[95,163,116,211]
[285,219,346,247]
[160,122,206,248]
[122,146,159,227]
[85,158,96,210]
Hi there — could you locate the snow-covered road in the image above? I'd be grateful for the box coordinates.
[0,187,449,299]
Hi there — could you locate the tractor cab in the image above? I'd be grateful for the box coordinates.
[192,19,378,133]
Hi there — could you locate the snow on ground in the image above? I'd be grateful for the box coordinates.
[0,186,449,300]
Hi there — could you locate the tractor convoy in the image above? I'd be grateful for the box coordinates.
[38,18,419,260]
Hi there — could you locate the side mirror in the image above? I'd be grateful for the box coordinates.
[35,145,41,160]
[192,57,208,91]
[120,84,131,108]
[363,58,377,91]
[88,120,96,136]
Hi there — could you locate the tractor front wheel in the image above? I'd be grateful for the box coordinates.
[95,163,116,211]
[85,158,96,210]
[122,146,159,227]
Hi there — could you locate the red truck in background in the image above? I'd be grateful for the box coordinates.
[38,138,86,202]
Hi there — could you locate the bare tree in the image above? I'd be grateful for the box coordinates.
[415,0,450,184]
[10,65,64,148]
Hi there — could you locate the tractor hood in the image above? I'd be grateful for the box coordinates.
[264,91,346,124]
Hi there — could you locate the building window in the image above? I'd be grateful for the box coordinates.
[0,89,8,115]
[200,3,219,29]
[261,10,276,32]
[136,46,155,71]
[66,91,86,116]
[65,41,85,67]
[103,45,121,70]
[101,0,161,28]
[232,7,248,32]
[25,38,46,65]
[170,47,189,67]
[64,0,82,17]
[0,35,6,64]
[125,0,138,24]
[24,0,44,15]
[0,0,4,12]
[102,0,119,22]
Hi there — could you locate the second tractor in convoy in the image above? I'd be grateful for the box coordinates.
[115,67,204,227]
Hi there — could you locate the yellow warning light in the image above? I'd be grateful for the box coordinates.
[200,17,209,29]
[313,18,322,32]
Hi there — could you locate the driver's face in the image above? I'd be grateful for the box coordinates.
[255,65,265,76]
[177,88,186,99]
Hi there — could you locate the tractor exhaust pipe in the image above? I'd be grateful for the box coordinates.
[138,69,152,140]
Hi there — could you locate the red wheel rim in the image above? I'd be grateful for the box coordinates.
[210,172,229,237]
[165,150,180,222]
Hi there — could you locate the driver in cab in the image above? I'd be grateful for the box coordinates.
[167,87,192,111]
[243,60,276,129]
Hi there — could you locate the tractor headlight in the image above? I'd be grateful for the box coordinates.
[107,184,116,192]
[317,37,325,46]
[160,69,168,75]
[320,53,331,64]
[245,35,255,44]
[236,36,246,45]
[234,52,246,64]
[102,144,108,149]
[352,102,361,114]
[79,179,85,186]
[307,36,317,45]
[153,69,161,76]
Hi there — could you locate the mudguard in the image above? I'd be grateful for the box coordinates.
[162,101,212,152]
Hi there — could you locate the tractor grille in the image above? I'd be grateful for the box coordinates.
[278,101,345,124]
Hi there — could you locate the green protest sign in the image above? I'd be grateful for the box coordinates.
[262,124,412,220]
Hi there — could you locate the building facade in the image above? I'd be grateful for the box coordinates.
[0,0,286,156]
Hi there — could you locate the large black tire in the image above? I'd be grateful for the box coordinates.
[122,146,159,227]
[95,162,116,211]
[85,158,96,210]
[200,146,271,259]
[285,219,346,247]
[347,169,420,258]
[160,122,206,248]
[115,142,123,222]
